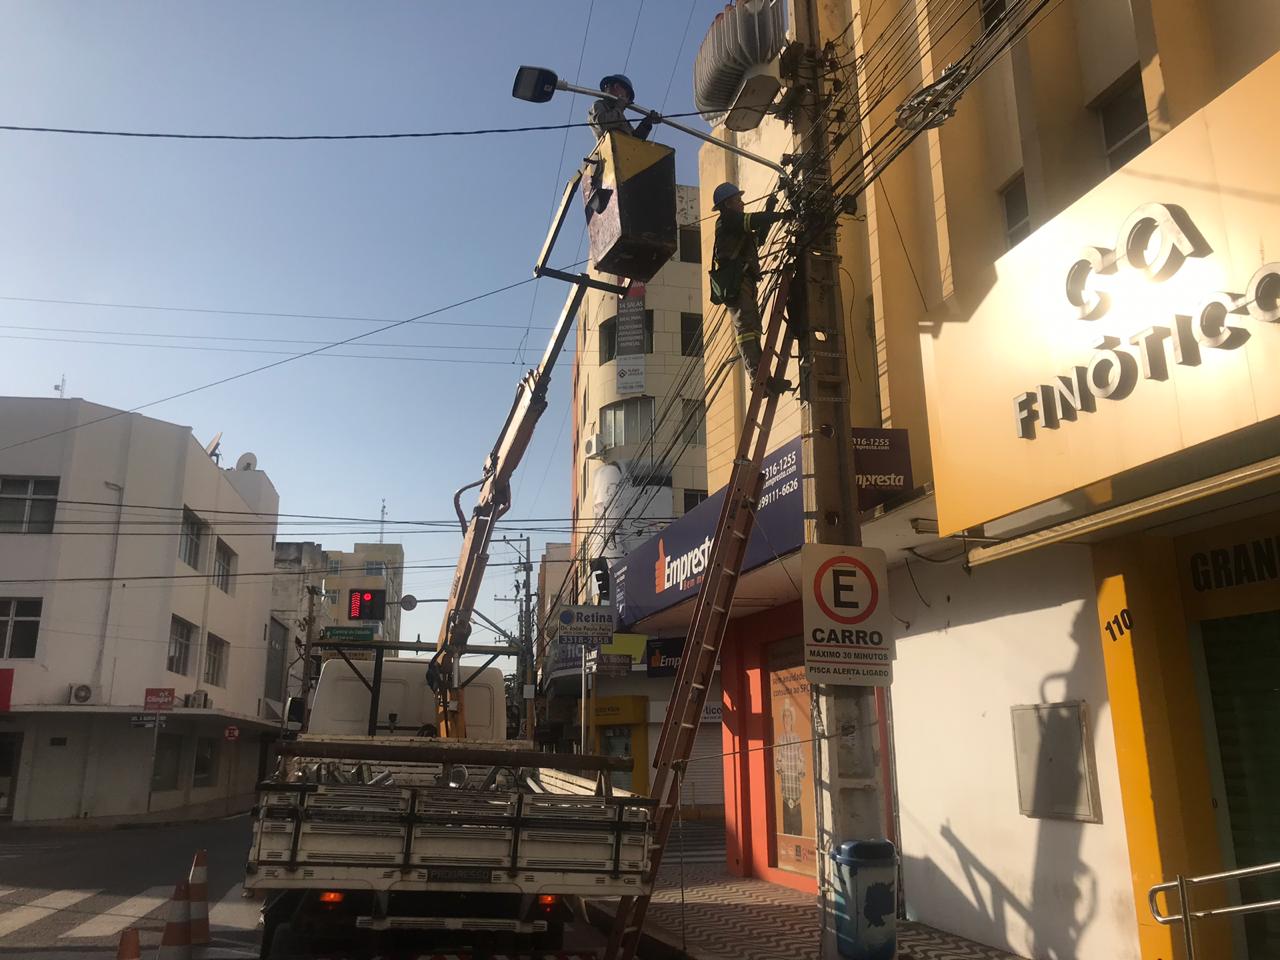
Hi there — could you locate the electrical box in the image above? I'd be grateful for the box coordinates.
[583,131,677,282]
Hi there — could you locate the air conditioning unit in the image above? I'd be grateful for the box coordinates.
[67,682,99,706]
[583,433,605,459]
[185,689,211,709]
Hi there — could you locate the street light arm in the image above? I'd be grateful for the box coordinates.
[555,79,790,179]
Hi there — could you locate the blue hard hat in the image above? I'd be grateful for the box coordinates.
[713,182,744,209]
[600,74,635,100]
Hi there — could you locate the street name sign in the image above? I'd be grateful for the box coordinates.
[801,544,895,686]
[324,626,376,642]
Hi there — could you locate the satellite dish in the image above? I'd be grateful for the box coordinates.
[235,452,258,471]
[204,435,225,465]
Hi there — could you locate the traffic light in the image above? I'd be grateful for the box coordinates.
[348,588,387,621]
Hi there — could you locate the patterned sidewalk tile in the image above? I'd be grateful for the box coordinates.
[594,863,1027,960]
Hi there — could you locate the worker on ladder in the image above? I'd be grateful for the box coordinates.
[709,181,792,393]
[588,74,658,141]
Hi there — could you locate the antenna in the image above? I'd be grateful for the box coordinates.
[380,499,387,543]
[53,374,66,398]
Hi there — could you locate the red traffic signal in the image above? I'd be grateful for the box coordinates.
[348,588,387,621]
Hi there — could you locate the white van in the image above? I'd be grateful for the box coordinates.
[306,657,507,740]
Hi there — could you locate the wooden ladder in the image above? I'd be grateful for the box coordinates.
[604,265,796,960]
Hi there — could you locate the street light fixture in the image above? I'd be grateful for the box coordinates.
[511,65,789,178]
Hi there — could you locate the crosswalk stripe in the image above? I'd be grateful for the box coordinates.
[210,884,260,930]
[60,885,170,939]
[0,889,95,938]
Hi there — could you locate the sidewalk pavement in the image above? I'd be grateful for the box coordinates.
[587,862,1028,960]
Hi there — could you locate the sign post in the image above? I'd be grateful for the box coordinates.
[801,544,895,686]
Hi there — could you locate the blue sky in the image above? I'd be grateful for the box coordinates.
[0,2,719,650]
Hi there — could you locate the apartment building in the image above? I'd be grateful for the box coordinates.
[0,398,282,824]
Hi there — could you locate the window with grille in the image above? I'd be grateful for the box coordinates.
[681,313,704,357]
[178,508,204,569]
[0,599,41,659]
[600,397,655,448]
[323,589,338,605]
[192,738,219,788]
[204,633,228,687]
[327,558,341,574]
[1001,173,1030,249]
[213,540,235,593]
[0,477,58,534]
[680,399,707,445]
[683,489,708,513]
[167,616,194,676]
[1097,69,1151,173]
[365,561,386,577]
[678,226,702,263]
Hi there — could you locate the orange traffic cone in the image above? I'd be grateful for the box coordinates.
[156,879,191,960]
[115,926,141,960]
[187,849,210,945]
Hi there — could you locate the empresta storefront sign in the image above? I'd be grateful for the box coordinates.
[1013,203,1279,441]
[612,436,804,628]
[851,427,912,510]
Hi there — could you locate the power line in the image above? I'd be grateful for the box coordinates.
[0,112,704,142]
[0,265,595,456]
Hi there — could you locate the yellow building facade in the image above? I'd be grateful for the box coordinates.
[688,0,1279,956]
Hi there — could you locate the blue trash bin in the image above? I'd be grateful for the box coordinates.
[830,839,897,960]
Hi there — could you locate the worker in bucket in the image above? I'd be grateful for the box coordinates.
[588,74,659,141]
[708,181,792,393]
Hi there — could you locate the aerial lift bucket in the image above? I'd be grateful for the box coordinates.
[582,131,677,283]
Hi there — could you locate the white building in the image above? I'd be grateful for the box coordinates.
[0,397,282,824]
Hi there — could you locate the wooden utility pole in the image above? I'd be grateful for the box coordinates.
[300,584,319,715]
[788,0,887,951]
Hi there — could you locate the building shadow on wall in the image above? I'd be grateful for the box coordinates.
[898,573,1111,959]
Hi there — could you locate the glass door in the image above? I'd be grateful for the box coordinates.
[1200,610,1280,958]
[0,733,22,817]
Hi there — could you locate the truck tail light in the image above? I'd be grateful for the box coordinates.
[538,894,558,910]
[319,891,344,904]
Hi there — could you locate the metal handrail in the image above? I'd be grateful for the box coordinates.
[1148,859,1280,959]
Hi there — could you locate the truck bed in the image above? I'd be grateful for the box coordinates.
[246,742,653,898]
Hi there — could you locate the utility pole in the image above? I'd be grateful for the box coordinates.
[787,1,887,952]
[494,536,535,738]
[301,584,320,715]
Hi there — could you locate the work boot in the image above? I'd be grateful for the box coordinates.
[766,375,794,396]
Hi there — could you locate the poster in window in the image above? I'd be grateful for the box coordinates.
[769,642,817,876]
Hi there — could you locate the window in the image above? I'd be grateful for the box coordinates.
[323,589,338,605]
[600,397,655,448]
[178,508,204,569]
[979,0,1006,29]
[683,489,708,513]
[364,561,386,577]
[204,633,228,687]
[680,399,707,445]
[1010,701,1102,822]
[152,733,183,791]
[1001,173,1030,249]
[167,616,195,676]
[680,313,704,357]
[327,558,341,574]
[598,312,654,364]
[1097,70,1151,173]
[0,477,58,534]
[192,737,219,788]
[213,540,235,593]
[678,226,702,263]
[0,599,41,659]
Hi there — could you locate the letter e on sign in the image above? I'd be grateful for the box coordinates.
[802,544,895,686]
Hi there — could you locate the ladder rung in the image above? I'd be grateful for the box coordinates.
[680,721,696,729]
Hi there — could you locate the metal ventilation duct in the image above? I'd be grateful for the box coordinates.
[693,0,786,129]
